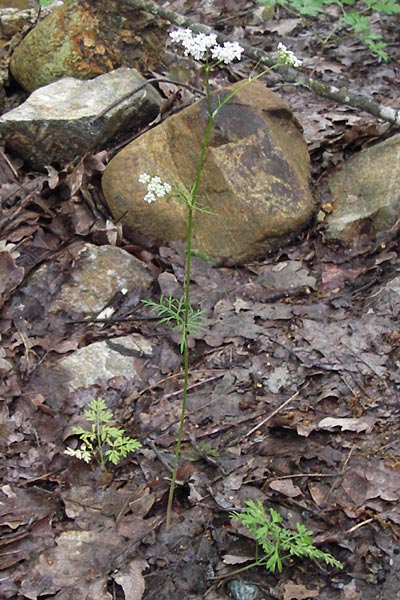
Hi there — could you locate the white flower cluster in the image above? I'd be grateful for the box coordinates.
[138,173,172,204]
[211,41,244,64]
[276,43,303,68]
[64,444,91,463]
[170,28,244,64]
[170,29,217,61]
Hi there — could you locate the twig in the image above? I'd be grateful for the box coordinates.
[121,0,400,126]
[245,390,300,438]
[345,517,374,534]
[320,445,355,507]
[163,373,225,399]
[145,438,174,473]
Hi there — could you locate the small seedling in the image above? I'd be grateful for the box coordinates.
[230,499,343,573]
[64,397,141,471]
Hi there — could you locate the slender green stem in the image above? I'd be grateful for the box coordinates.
[211,560,263,581]
[95,417,105,471]
[165,68,215,531]
[165,206,193,531]
[165,59,279,530]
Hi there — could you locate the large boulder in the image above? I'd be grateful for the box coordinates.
[325,134,400,244]
[0,68,162,168]
[102,81,316,265]
[10,0,167,92]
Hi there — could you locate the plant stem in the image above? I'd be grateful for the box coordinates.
[165,207,192,531]
[95,415,106,470]
[165,70,215,532]
[165,59,281,530]
[211,560,263,581]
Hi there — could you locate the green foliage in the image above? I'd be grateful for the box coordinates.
[143,294,204,352]
[39,0,55,6]
[230,500,343,573]
[183,440,220,461]
[260,0,400,60]
[66,397,142,470]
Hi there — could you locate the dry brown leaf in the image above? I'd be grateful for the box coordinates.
[283,582,319,599]
[268,478,302,498]
[317,416,375,433]
[222,553,253,565]
[112,559,148,600]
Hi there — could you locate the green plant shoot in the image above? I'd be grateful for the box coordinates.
[230,499,343,573]
[65,397,142,471]
[143,294,204,353]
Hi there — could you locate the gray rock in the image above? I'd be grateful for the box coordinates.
[0,7,36,38]
[102,80,316,265]
[325,134,400,244]
[0,68,162,168]
[55,333,153,392]
[228,579,261,600]
[33,333,153,407]
[25,242,153,318]
[0,75,4,114]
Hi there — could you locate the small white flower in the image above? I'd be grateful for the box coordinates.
[276,43,303,67]
[64,444,92,463]
[170,28,217,62]
[139,174,172,204]
[138,172,151,184]
[211,41,244,64]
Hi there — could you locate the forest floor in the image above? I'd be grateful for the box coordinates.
[1,0,400,599]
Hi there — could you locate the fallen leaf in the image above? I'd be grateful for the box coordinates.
[283,582,319,599]
[268,478,302,497]
[317,416,375,433]
[112,559,148,600]
[222,554,253,565]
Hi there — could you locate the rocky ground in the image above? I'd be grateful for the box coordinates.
[1,1,400,599]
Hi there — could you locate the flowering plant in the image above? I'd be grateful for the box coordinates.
[139,29,302,530]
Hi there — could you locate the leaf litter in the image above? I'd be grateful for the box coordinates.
[1,0,400,599]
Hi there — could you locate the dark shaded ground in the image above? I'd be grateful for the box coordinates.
[1,1,400,599]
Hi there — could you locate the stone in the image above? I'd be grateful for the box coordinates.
[102,80,315,265]
[0,7,36,39]
[0,75,4,112]
[20,242,153,318]
[0,68,162,168]
[325,134,400,244]
[32,333,153,407]
[0,1,37,9]
[10,0,167,92]
[228,579,261,600]
[0,6,38,94]
[52,333,153,392]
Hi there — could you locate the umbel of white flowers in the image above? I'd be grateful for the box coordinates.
[276,41,303,67]
[169,28,244,63]
[138,31,303,198]
[169,28,303,68]
[138,173,172,204]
